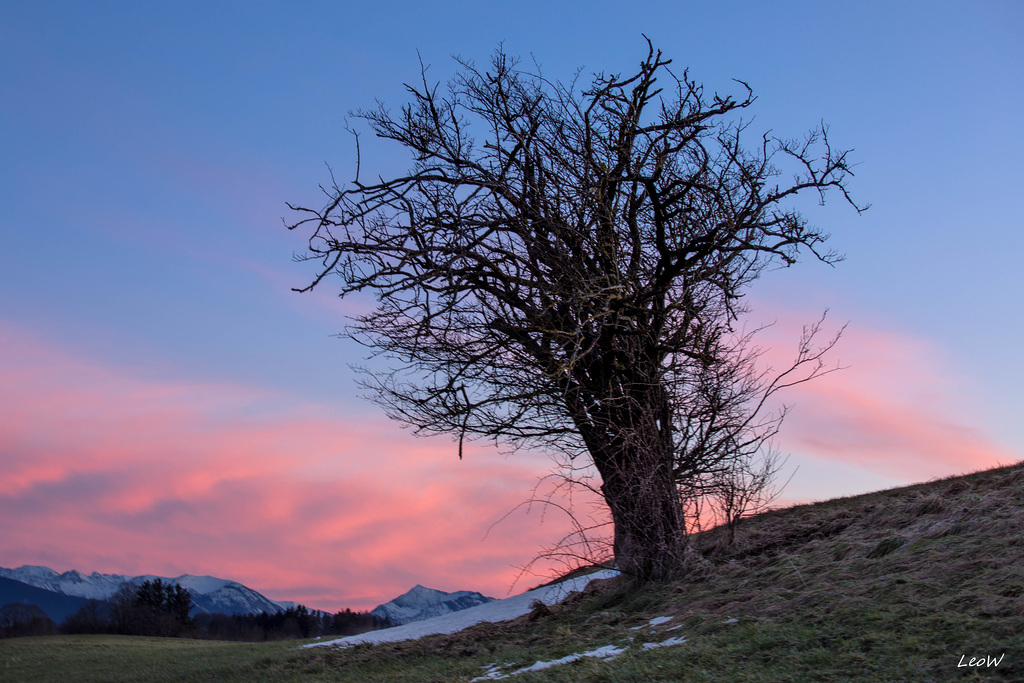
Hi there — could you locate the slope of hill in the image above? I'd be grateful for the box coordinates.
[303,461,1024,681]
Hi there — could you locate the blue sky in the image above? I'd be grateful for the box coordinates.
[1,1,1021,610]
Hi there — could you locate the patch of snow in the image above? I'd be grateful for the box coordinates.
[629,615,673,630]
[514,645,627,673]
[472,645,626,680]
[473,632,689,680]
[308,569,619,649]
[472,662,514,681]
[641,636,687,649]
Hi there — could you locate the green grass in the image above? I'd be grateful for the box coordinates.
[3,462,1022,681]
[0,636,321,682]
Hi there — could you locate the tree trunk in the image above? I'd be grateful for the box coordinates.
[569,354,695,581]
[598,446,690,581]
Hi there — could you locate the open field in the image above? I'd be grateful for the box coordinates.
[2,462,1022,682]
[0,635,324,682]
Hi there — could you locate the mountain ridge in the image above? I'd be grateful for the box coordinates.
[370,583,495,624]
[0,565,297,618]
[0,576,97,623]
[1,566,497,626]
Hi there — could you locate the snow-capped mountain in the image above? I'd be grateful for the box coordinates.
[0,565,130,601]
[370,584,494,625]
[1,566,496,623]
[0,576,96,622]
[0,565,295,616]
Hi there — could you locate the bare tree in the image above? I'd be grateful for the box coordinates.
[674,313,843,543]
[288,41,863,581]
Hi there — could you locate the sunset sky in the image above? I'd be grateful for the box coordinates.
[2,1,1021,612]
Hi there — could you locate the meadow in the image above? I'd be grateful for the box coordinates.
[2,461,1021,682]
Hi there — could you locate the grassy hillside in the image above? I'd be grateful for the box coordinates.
[2,462,1021,682]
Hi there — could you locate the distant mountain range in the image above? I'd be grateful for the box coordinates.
[0,565,296,621]
[1,565,495,627]
[0,576,97,623]
[370,584,494,624]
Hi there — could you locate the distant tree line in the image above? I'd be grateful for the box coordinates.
[193,605,392,641]
[0,603,58,638]
[1,579,391,640]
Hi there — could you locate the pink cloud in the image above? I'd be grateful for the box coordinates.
[0,322,581,611]
[740,309,1019,483]
[3,312,1017,612]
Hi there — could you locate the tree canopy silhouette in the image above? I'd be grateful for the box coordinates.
[288,41,863,580]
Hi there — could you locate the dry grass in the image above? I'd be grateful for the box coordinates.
[684,461,1024,620]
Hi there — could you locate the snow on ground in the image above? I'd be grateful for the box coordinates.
[641,635,687,649]
[308,572,700,680]
[306,569,620,649]
[468,628,690,680]
[629,615,673,630]
[471,645,628,681]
